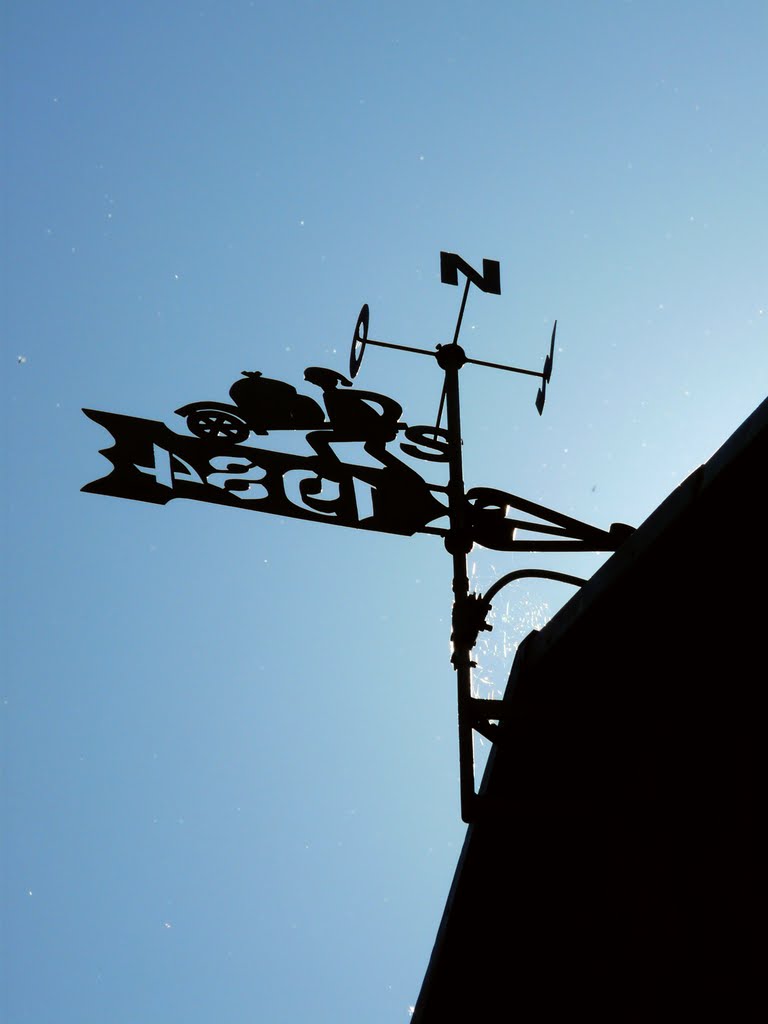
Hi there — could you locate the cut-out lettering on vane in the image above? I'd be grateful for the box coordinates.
[400,425,451,462]
[82,409,448,538]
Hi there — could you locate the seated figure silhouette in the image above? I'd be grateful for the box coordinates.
[303,367,402,460]
[299,368,443,533]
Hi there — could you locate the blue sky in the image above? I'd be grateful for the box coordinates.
[3,2,766,1021]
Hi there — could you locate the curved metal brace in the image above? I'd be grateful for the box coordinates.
[482,567,587,607]
[454,568,589,821]
[455,569,588,659]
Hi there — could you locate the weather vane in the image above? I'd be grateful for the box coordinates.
[83,251,633,822]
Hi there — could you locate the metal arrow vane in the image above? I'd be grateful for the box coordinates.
[83,250,634,822]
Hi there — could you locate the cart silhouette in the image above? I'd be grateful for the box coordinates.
[176,370,326,442]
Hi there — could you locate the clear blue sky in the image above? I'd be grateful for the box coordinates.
[3,2,766,1021]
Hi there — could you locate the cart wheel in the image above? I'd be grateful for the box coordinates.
[349,303,369,379]
[187,410,250,443]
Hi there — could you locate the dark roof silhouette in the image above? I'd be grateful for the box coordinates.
[413,397,767,1021]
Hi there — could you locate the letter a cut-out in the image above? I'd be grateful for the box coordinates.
[440,251,501,295]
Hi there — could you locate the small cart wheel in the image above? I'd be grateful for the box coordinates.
[349,303,369,379]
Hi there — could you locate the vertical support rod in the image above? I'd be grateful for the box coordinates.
[447,373,475,823]
[438,278,476,823]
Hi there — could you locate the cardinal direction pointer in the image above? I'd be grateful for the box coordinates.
[440,251,502,295]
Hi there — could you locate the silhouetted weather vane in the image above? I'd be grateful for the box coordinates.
[83,250,634,822]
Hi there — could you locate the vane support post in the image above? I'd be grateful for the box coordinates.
[437,340,478,823]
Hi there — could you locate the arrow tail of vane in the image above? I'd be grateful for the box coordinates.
[81,409,182,504]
